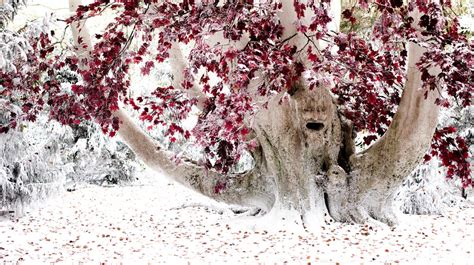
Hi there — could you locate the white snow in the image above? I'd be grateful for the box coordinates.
[1,169,473,264]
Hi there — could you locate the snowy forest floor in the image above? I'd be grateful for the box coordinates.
[1,170,473,264]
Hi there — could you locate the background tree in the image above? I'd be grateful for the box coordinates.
[0,0,139,214]
[0,0,472,226]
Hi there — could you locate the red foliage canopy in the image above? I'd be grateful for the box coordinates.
[0,0,472,186]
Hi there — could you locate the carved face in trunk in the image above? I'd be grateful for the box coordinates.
[291,87,336,143]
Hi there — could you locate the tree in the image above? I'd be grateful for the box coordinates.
[0,0,139,213]
[0,0,472,226]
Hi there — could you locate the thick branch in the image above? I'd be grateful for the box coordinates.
[169,42,207,110]
[114,109,271,209]
[327,0,341,33]
[68,0,92,59]
[351,3,440,185]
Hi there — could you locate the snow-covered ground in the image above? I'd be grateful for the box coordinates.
[1,170,473,264]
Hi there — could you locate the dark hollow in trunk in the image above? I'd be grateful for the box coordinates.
[306,122,325,131]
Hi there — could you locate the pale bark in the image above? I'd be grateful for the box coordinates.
[169,43,207,110]
[352,3,441,185]
[328,0,341,33]
[114,109,273,210]
[252,87,344,215]
[338,2,441,225]
[68,0,92,60]
[350,41,440,192]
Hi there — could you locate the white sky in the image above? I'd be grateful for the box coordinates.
[10,0,97,31]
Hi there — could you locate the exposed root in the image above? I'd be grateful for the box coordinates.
[231,207,264,216]
[370,206,400,226]
[225,206,332,234]
[168,203,230,215]
[328,199,399,228]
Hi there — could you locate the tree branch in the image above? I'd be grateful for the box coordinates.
[114,109,272,210]
[327,0,341,33]
[169,42,207,110]
[351,2,441,185]
[68,0,92,60]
